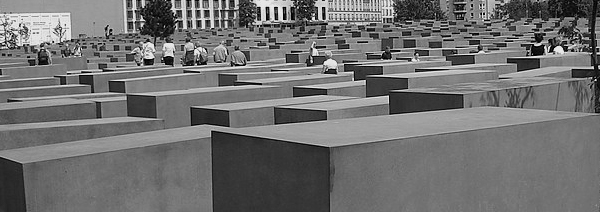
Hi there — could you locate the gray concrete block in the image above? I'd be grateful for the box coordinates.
[274,96,389,124]
[0,85,91,102]
[293,80,366,97]
[108,73,208,93]
[0,99,96,125]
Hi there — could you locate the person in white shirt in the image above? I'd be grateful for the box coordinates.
[477,45,486,54]
[553,37,565,55]
[308,41,319,66]
[142,39,156,65]
[322,51,338,74]
[162,37,176,66]
[194,41,208,65]
[411,52,420,62]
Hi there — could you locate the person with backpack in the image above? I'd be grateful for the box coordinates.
[194,41,208,65]
[37,43,52,65]
[72,42,83,57]
[183,37,196,66]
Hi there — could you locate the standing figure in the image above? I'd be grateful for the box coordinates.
[162,37,176,66]
[529,33,546,56]
[307,41,319,66]
[37,43,52,65]
[183,37,196,66]
[194,41,209,65]
[411,52,420,62]
[213,40,228,63]
[142,39,156,65]
[381,46,392,60]
[72,42,83,57]
[131,41,144,66]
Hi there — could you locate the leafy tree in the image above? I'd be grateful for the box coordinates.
[293,0,316,26]
[0,16,18,49]
[590,0,599,112]
[140,0,178,45]
[393,0,446,21]
[238,0,257,27]
[494,0,551,19]
[53,20,67,43]
[548,0,591,18]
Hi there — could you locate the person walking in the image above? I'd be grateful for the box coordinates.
[194,41,209,65]
[322,51,337,74]
[213,40,228,63]
[162,37,176,66]
[37,43,52,65]
[552,37,565,55]
[142,39,156,65]
[61,43,71,58]
[183,37,196,66]
[131,41,144,66]
[230,46,247,66]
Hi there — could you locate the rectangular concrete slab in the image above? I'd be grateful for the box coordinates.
[366,69,499,97]
[127,85,290,128]
[89,96,127,118]
[0,77,59,89]
[0,64,67,79]
[274,96,389,124]
[354,60,451,80]
[0,125,227,212]
[8,92,125,102]
[506,53,592,71]
[79,67,185,92]
[218,71,306,86]
[235,73,354,95]
[212,107,600,212]
[415,63,518,75]
[108,73,208,93]
[185,63,305,86]
[0,117,164,150]
[293,80,367,97]
[389,77,594,114]
[0,84,91,102]
[0,99,96,125]
[499,66,580,79]
[191,95,356,127]
[446,51,525,65]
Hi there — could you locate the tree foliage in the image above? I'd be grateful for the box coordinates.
[293,0,316,25]
[140,0,178,44]
[238,0,257,27]
[393,0,446,21]
[0,16,18,49]
[493,0,550,19]
[548,0,591,18]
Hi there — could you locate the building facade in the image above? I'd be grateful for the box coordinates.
[252,0,329,25]
[381,0,393,23]
[124,0,239,33]
[328,0,382,24]
[445,0,501,20]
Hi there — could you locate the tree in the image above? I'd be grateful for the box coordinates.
[393,0,445,21]
[0,15,18,49]
[238,0,257,27]
[140,0,178,45]
[293,0,316,26]
[548,0,591,18]
[590,0,599,113]
[494,0,551,19]
[53,20,67,43]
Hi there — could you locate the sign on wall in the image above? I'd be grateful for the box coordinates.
[0,12,71,46]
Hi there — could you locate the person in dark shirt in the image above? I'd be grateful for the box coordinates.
[529,33,546,56]
[381,46,392,60]
[230,46,247,66]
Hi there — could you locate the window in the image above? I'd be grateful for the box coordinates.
[314,7,318,20]
[196,20,202,28]
[135,21,142,30]
[175,0,182,8]
[127,11,133,19]
[127,0,133,8]
[195,0,201,7]
[187,20,193,28]
[136,11,141,19]
[214,10,219,18]
[229,0,235,8]
[214,0,219,8]
[127,22,134,30]
[265,7,270,20]
[222,0,227,9]
[257,7,262,21]
[204,10,210,18]
[229,11,235,18]
[136,0,142,8]
[187,10,193,18]
[205,20,211,28]
[203,0,209,8]
[196,10,201,17]
[283,7,287,20]
[186,0,192,8]
[274,7,279,20]
[177,21,183,28]
[214,20,220,27]
[176,10,183,18]
[290,7,295,20]
[322,7,326,20]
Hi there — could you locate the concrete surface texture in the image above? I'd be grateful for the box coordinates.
[0,125,226,212]
[211,107,600,212]
[0,99,96,125]
[293,80,367,97]
[274,96,389,124]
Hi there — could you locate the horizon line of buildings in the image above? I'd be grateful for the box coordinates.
[1,0,509,36]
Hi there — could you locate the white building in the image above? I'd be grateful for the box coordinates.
[0,13,71,46]
[124,0,238,33]
[328,0,382,24]
[253,0,329,25]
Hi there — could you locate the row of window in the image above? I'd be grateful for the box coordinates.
[256,7,327,21]
[328,13,381,21]
[127,19,234,31]
[128,9,235,20]
[126,0,235,10]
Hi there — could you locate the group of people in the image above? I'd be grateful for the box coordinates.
[60,42,83,58]
[307,41,338,74]
[131,38,247,67]
[528,33,585,56]
[381,46,421,62]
